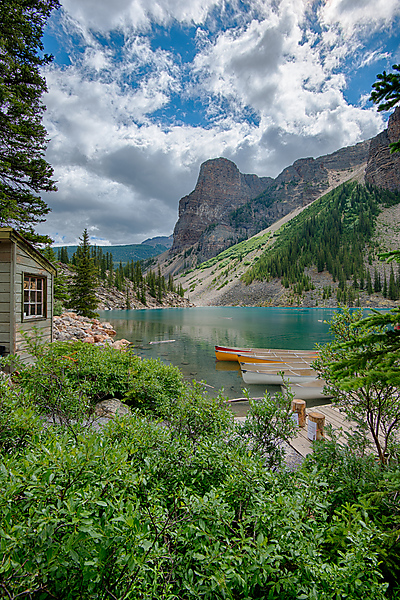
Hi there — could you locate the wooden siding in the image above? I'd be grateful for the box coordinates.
[14,244,54,361]
[0,241,11,353]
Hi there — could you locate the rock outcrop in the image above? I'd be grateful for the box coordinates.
[53,312,122,346]
[365,107,400,192]
[171,157,272,254]
[94,398,131,418]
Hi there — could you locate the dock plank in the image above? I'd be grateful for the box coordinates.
[289,403,395,458]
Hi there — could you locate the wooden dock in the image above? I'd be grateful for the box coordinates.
[235,402,376,459]
[289,403,352,457]
[233,398,395,460]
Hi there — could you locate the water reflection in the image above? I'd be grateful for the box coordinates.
[99,306,343,410]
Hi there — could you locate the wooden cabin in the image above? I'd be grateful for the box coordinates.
[0,227,57,362]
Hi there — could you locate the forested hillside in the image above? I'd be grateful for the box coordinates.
[173,182,400,307]
[242,183,400,304]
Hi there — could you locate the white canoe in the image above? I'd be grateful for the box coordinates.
[241,366,317,385]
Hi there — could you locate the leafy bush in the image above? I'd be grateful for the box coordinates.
[123,357,186,413]
[53,299,63,315]
[13,341,140,423]
[235,389,297,469]
[0,423,390,599]
[158,381,234,441]
[0,375,41,453]
[0,335,398,598]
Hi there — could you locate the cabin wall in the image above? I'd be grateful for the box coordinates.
[0,240,12,356]
[14,244,54,362]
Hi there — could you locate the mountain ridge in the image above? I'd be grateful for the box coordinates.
[156,108,400,308]
[171,140,371,264]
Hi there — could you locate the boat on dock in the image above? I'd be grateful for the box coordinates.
[215,345,319,363]
[240,363,317,385]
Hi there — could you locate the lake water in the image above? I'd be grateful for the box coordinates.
[99,306,354,415]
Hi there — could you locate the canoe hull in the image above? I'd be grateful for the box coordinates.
[215,347,319,363]
[215,350,288,363]
[241,370,317,385]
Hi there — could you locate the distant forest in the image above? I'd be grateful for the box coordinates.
[57,245,184,305]
[242,182,400,303]
[56,242,169,266]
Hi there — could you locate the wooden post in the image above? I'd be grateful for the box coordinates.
[308,411,325,441]
[292,399,306,427]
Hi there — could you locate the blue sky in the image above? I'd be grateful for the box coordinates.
[37,0,400,246]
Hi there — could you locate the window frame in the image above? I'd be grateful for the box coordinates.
[22,273,47,321]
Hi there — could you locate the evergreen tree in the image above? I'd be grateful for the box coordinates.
[140,281,146,305]
[107,257,114,288]
[0,0,60,243]
[383,271,388,298]
[68,229,98,317]
[370,63,400,152]
[388,267,398,300]
[157,275,163,302]
[373,268,381,293]
[60,247,69,264]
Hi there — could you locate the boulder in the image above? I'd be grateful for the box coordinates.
[112,339,130,350]
[94,398,131,419]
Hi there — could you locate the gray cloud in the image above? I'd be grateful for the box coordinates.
[97,146,197,208]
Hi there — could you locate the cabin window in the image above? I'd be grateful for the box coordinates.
[23,274,47,319]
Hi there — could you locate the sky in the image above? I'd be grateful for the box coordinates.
[36,0,400,246]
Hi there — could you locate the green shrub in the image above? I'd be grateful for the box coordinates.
[0,376,41,453]
[14,341,140,422]
[158,381,234,441]
[53,299,63,316]
[0,424,390,599]
[236,389,297,469]
[123,357,185,413]
[0,334,397,598]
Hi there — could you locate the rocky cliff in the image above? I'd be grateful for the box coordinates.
[171,140,370,264]
[171,157,272,254]
[365,107,400,191]
[169,108,400,268]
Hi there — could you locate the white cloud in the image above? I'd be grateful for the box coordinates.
[59,0,228,33]
[37,0,396,244]
[319,0,400,36]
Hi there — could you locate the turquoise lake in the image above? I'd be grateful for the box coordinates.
[99,306,372,414]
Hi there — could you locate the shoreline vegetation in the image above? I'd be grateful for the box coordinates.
[1,306,400,598]
[1,1,400,594]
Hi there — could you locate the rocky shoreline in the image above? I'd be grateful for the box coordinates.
[53,312,130,349]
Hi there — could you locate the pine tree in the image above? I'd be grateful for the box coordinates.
[383,271,388,298]
[140,281,146,305]
[0,0,60,243]
[68,229,98,317]
[388,267,398,300]
[370,64,400,152]
[60,247,69,264]
[107,257,114,288]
